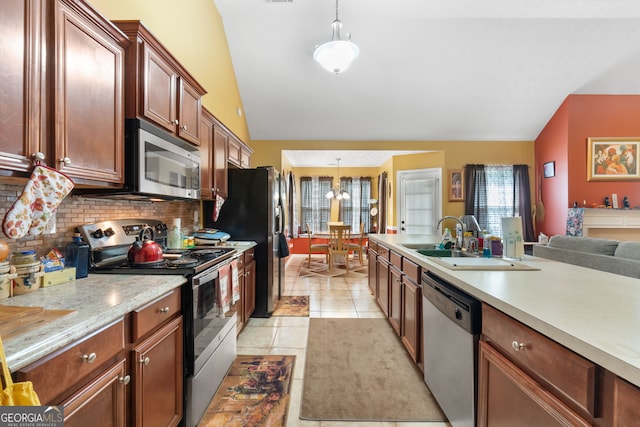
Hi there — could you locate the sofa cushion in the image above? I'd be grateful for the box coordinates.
[547,236,619,256]
[614,241,640,260]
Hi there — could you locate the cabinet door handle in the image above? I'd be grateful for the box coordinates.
[159,306,170,314]
[59,157,71,166]
[32,152,45,163]
[140,356,150,366]
[181,125,187,131]
[81,352,97,364]
[512,340,526,351]
[119,375,131,385]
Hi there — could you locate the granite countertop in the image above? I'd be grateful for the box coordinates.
[0,243,257,373]
[0,274,187,372]
[368,234,640,388]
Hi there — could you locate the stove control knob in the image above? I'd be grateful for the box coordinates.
[156,223,167,232]
[92,229,104,239]
[104,227,115,237]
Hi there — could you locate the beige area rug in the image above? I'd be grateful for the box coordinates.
[298,256,368,279]
[199,355,295,427]
[301,318,446,422]
[272,295,309,316]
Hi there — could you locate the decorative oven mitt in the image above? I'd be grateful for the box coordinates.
[3,165,74,239]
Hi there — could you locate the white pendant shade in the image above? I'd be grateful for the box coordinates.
[314,39,359,74]
[314,1,359,74]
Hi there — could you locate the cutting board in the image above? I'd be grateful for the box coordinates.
[0,306,74,340]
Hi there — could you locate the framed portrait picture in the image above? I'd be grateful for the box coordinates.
[449,169,463,202]
[587,137,640,181]
[543,161,555,178]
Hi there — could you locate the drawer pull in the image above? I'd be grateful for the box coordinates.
[140,356,150,366]
[119,375,131,385]
[512,340,526,351]
[81,352,97,364]
[159,307,170,314]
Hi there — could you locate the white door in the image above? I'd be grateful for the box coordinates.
[398,169,441,235]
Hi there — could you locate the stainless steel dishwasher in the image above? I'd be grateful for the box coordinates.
[422,271,481,427]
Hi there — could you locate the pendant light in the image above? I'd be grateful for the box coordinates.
[313,0,359,74]
[326,158,350,200]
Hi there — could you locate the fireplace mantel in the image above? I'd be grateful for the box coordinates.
[582,208,640,241]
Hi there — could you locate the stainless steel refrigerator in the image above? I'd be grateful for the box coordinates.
[203,166,285,317]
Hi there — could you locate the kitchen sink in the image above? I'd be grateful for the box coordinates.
[427,256,540,271]
[401,243,477,258]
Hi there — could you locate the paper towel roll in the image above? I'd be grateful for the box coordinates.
[501,217,524,259]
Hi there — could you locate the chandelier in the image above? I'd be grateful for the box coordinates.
[326,158,350,200]
[313,0,359,74]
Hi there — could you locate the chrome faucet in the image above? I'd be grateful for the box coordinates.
[436,216,465,249]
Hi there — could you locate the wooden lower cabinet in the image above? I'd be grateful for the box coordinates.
[478,340,591,427]
[400,276,421,365]
[388,265,402,334]
[376,257,389,316]
[367,249,377,296]
[131,316,183,427]
[62,358,128,427]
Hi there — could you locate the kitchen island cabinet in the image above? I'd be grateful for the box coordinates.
[368,233,640,427]
[375,243,390,316]
[389,251,402,335]
[478,303,595,426]
[0,0,127,186]
[400,257,422,367]
[113,20,206,147]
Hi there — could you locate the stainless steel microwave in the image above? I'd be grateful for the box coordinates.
[125,119,201,200]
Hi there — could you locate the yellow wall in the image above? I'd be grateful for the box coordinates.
[87,0,251,143]
[263,140,535,229]
[288,166,380,223]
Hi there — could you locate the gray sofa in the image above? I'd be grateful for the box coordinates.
[533,235,640,278]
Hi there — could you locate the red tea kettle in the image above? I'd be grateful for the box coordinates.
[128,226,164,264]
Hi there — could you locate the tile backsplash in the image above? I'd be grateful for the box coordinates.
[0,183,201,257]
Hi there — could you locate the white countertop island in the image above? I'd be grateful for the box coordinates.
[368,234,640,388]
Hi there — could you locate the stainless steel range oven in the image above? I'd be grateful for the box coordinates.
[77,219,239,427]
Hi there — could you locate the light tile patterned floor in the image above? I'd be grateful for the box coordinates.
[234,254,451,427]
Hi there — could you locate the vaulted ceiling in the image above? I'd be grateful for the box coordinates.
[215,0,640,165]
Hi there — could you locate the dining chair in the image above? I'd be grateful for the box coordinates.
[328,224,351,272]
[306,223,328,267]
[348,222,366,265]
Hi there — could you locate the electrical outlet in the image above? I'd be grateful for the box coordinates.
[44,210,57,234]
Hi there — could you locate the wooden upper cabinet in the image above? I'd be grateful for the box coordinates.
[143,46,177,134]
[228,134,252,168]
[178,79,202,145]
[114,20,206,147]
[200,108,228,200]
[52,0,127,185]
[0,0,126,185]
[0,0,42,175]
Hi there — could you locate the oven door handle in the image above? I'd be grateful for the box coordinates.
[193,268,219,287]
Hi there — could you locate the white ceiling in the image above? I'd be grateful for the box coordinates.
[214,0,640,163]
